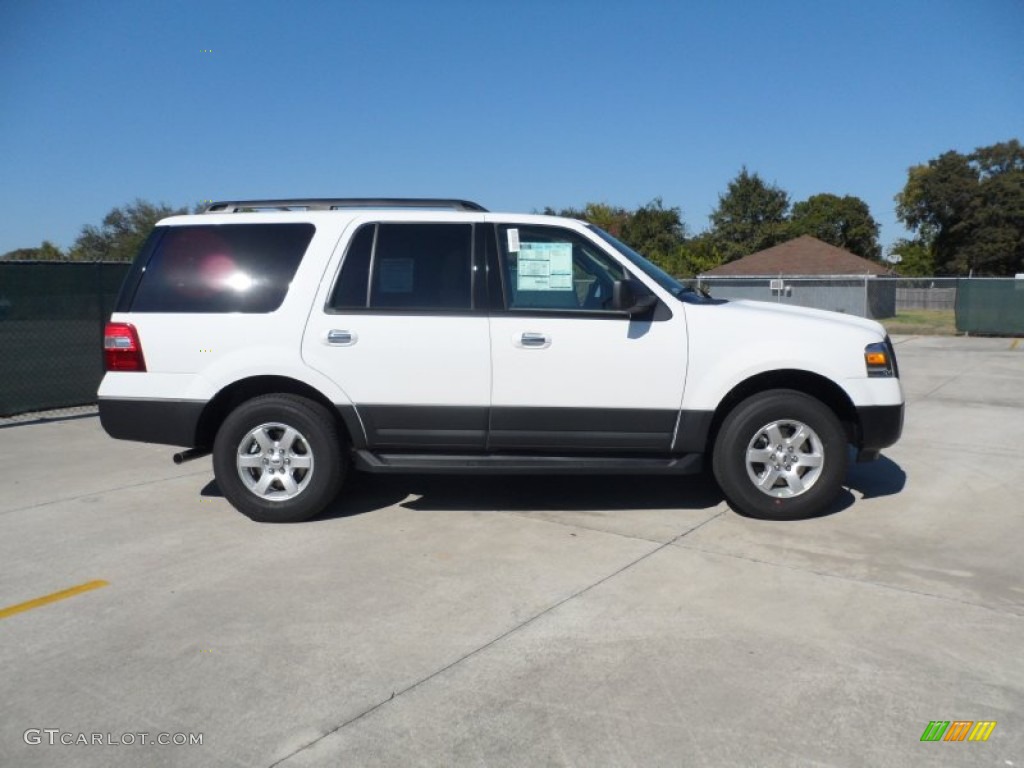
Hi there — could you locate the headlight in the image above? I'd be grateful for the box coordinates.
[864,340,896,378]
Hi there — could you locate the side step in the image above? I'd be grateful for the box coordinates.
[352,450,703,475]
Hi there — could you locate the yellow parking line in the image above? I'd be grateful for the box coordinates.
[0,580,109,620]
[1011,338,1020,350]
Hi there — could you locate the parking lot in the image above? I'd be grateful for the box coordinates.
[1,335,1022,767]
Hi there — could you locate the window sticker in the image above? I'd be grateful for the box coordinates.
[507,228,520,253]
[378,258,414,293]
[517,242,573,291]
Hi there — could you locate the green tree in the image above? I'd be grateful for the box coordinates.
[676,233,725,276]
[0,240,66,261]
[895,139,1024,275]
[69,199,187,261]
[545,199,688,275]
[708,167,790,262]
[579,202,631,237]
[889,238,935,277]
[788,193,881,260]
[619,198,687,264]
[543,202,631,236]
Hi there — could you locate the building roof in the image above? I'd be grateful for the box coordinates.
[701,235,891,277]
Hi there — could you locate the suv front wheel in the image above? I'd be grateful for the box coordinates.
[712,390,848,520]
[213,394,347,522]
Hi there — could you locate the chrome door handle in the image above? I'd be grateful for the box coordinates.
[326,329,357,346]
[519,332,550,348]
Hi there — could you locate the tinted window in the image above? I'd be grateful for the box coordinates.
[114,227,163,312]
[329,225,374,309]
[369,224,472,310]
[498,225,626,311]
[130,224,314,313]
[328,223,473,311]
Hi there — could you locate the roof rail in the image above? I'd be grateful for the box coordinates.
[203,198,488,213]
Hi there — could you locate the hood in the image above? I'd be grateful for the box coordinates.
[722,299,886,337]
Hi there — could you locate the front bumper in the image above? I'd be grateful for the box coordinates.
[855,403,905,461]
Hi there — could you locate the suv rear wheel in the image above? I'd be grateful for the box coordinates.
[213,394,346,522]
[712,389,847,520]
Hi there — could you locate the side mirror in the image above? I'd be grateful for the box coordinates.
[612,279,659,316]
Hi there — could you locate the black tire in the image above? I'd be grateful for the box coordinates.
[213,394,346,523]
[712,389,847,520]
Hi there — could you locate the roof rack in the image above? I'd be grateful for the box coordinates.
[203,198,488,213]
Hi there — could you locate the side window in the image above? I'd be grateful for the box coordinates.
[371,223,472,310]
[498,225,627,311]
[130,223,314,313]
[329,223,473,311]
[329,225,374,309]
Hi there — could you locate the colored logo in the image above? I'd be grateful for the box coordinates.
[921,721,996,742]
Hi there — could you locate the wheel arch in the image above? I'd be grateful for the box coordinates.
[194,376,361,449]
[705,370,858,455]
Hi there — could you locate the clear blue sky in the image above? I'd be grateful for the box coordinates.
[1,0,1022,256]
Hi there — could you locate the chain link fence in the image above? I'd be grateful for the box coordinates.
[695,276,896,318]
[893,277,958,311]
[695,276,1023,334]
[0,261,130,420]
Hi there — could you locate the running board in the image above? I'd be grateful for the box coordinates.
[352,450,702,475]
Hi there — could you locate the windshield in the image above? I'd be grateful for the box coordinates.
[586,225,692,298]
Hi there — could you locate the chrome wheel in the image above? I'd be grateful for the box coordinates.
[236,422,314,501]
[745,419,825,498]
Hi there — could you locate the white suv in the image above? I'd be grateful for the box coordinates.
[98,198,904,522]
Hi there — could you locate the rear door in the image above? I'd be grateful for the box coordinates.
[302,218,491,449]
[486,223,689,453]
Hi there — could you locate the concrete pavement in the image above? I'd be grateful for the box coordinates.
[1,335,1021,767]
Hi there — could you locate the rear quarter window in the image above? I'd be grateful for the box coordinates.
[128,223,315,313]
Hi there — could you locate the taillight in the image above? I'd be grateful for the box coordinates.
[104,322,146,372]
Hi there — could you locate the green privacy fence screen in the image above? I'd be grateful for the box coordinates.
[955,278,1024,335]
[0,262,130,417]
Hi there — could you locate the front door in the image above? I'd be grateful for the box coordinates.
[486,223,688,453]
